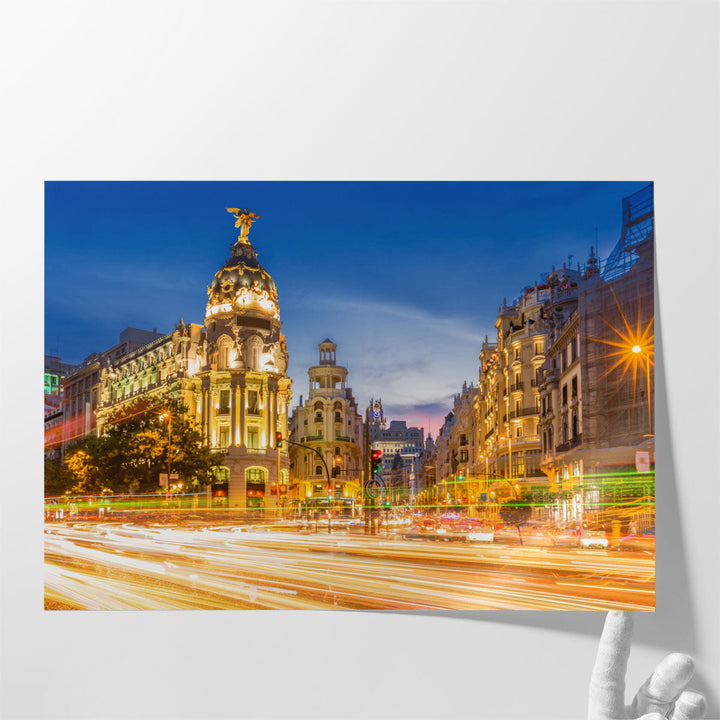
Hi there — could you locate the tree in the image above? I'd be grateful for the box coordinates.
[54,396,226,495]
[499,492,533,544]
[44,457,75,496]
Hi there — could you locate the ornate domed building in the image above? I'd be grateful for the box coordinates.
[197,210,292,508]
[96,209,292,509]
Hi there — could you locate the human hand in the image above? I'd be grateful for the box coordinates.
[589,611,706,720]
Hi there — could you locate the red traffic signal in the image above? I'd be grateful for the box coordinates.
[371,449,383,475]
[276,431,283,447]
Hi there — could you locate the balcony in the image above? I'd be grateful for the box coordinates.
[510,382,524,393]
[335,435,353,442]
[304,435,324,442]
[530,379,539,387]
[510,407,540,419]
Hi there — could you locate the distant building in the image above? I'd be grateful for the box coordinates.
[44,355,76,459]
[288,340,364,510]
[367,399,424,473]
[367,399,424,503]
[44,355,75,397]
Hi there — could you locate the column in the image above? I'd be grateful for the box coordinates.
[208,386,215,447]
[238,378,246,448]
[230,376,237,446]
[265,382,272,449]
[200,385,207,443]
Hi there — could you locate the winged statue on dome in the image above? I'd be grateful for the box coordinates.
[226,208,260,241]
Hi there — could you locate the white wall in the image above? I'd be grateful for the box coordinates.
[1,2,718,718]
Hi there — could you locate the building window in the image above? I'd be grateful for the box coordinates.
[534,340,544,355]
[219,346,229,369]
[246,467,266,484]
[571,376,578,399]
[562,384,568,406]
[515,426,522,438]
[247,426,259,449]
[219,389,230,414]
[247,390,259,415]
[514,346,520,360]
[218,426,230,449]
[571,337,578,362]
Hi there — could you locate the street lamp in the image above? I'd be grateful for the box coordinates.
[160,411,173,503]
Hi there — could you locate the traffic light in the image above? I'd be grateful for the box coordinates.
[275,431,283,447]
[371,449,382,476]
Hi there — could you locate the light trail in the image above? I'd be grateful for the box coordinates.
[44,519,655,611]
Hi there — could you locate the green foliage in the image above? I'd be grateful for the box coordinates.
[48,398,226,496]
[44,457,75,496]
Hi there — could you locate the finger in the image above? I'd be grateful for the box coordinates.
[588,611,635,720]
[637,714,666,720]
[631,653,695,717]
[671,690,707,720]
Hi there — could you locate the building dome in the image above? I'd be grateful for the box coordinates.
[206,238,279,320]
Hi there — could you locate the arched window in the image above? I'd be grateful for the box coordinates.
[246,467,267,484]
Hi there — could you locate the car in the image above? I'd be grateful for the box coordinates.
[551,525,581,548]
[579,527,609,549]
[618,527,655,552]
[466,522,495,542]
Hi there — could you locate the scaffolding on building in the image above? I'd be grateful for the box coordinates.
[602,183,654,281]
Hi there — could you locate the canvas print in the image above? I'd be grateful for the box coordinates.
[44,181,655,610]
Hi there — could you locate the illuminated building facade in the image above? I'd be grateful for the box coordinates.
[476,280,561,502]
[537,186,655,527]
[422,383,481,510]
[94,212,292,508]
[288,340,364,508]
[539,233,655,526]
[45,355,76,459]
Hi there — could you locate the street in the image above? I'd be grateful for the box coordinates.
[44,514,655,611]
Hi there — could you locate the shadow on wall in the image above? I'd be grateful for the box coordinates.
[392,275,717,713]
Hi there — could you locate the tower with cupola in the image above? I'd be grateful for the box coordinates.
[288,340,364,510]
[196,209,292,509]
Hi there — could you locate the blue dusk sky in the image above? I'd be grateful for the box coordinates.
[45,181,650,437]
